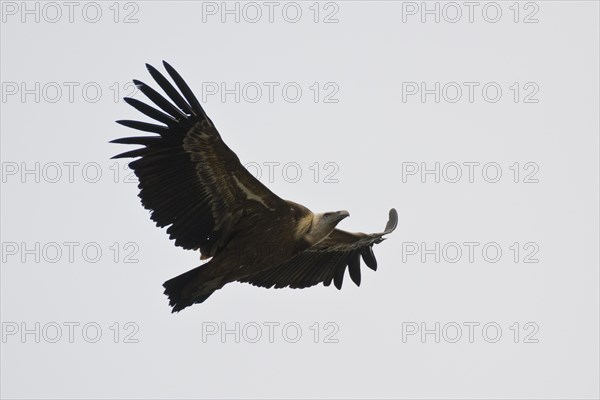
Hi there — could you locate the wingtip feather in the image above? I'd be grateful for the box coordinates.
[384,208,398,233]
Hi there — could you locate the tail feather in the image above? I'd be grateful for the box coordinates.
[163,264,216,313]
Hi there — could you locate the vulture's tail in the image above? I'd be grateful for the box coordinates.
[163,263,220,313]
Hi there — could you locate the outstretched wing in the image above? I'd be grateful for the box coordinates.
[111,61,286,257]
[239,209,398,290]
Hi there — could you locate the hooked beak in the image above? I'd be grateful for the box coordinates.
[336,210,350,221]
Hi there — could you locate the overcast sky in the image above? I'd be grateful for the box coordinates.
[1,1,599,399]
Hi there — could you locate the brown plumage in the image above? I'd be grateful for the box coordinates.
[111,62,397,312]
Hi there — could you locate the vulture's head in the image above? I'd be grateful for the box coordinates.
[304,210,349,245]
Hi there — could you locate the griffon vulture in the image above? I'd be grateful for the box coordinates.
[111,62,397,312]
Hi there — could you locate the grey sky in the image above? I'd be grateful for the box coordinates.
[1,1,599,399]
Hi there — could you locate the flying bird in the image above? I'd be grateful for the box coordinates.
[111,62,398,312]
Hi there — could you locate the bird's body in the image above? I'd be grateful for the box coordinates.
[112,62,397,312]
